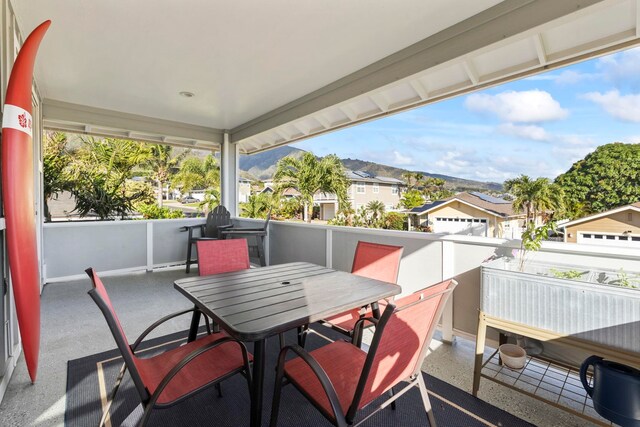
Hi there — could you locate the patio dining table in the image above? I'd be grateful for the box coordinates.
[174,261,402,427]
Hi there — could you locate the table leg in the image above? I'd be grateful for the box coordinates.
[473,311,487,396]
[187,306,201,343]
[257,236,266,267]
[371,301,381,319]
[250,339,266,427]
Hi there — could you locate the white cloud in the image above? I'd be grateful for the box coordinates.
[464,90,568,123]
[582,90,640,122]
[433,151,473,175]
[597,47,640,89]
[392,150,414,166]
[625,135,640,144]
[525,70,598,85]
[554,70,598,85]
[497,123,550,141]
[551,134,598,165]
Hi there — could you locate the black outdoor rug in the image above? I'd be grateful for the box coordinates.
[66,326,535,427]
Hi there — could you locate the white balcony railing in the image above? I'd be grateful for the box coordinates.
[43,218,640,343]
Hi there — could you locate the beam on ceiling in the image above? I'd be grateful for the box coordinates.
[230,0,605,143]
[43,99,225,145]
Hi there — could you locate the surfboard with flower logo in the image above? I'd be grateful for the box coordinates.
[1,20,51,383]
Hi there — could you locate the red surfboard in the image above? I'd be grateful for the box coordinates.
[2,20,51,383]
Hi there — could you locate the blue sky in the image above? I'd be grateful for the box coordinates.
[293,47,640,183]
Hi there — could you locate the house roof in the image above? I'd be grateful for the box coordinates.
[561,202,640,228]
[409,191,518,218]
[260,186,301,197]
[12,1,633,153]
[346,171,403,184]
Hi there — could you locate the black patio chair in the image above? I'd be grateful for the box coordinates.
[180,205,234,273]
[220,210,271,267]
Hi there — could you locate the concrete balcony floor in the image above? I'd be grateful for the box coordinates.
[0,268,598,427]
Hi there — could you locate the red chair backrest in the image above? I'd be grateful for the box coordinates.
[351,241,403,283]
[354,279,457,411]
[86,268,149,401]
[196,239,250,276]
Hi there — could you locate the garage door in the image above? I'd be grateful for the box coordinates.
[433,217,487,236]
[321,203,336,220]
[578,232,640,247]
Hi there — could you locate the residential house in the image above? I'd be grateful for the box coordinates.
[409,192,524,239]
[260,185,301,199]
[238,178,252,203]
[562,202,640,247]
[316,171,404,220]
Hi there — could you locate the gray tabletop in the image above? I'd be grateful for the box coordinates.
[174,261,402,341]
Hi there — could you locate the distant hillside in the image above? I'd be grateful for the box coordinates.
[239,147,503,192]
[340,158,503,192]
[239,146,304,179]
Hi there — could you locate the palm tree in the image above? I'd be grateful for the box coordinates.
[172,154,220,199]
[241,193,269,218]
[68,137,152,219]
[144,145,189,207]
[273,152,348,223]
[366,200,386,225]
[504,175,564,225]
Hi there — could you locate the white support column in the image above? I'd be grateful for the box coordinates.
[441,240,455,344]
[220,132,239,217]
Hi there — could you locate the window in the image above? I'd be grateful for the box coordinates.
[391,186,398,195]
[356,182,366,194]
[372,183,379,193]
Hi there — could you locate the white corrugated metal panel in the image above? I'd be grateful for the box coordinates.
[481,258,640,353]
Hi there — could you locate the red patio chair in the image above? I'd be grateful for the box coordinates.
[86,268,252,427]
[196,238,250,276]
[300,241,403,346]
[271,278,457,427]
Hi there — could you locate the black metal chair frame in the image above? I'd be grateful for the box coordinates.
[220,211,271,267]
[86,268,252,427]
[270,281,457,427]
[180,205,234,273]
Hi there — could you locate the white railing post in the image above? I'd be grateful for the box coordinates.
[441,240,455,343]
[146,222,153,272]
[325,229,333,268]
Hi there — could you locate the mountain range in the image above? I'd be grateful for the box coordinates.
[238,146,503,192]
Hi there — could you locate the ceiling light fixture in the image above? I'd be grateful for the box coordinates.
[179,91,195,98]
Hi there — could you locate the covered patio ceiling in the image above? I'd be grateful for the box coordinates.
[11,0,640,153]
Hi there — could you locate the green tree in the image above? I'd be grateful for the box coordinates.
[42,132,72,221]
[68,137,152,220]
[421,177,454,200]
[275,196,304,220]
[143,144,189,207]
[366,200,386,227]
[400,189,424,210]
[555,143,640,217]
[383,212,406,230]
[135,203,184,219]
[273,152,348,223]
[240,193,270,218]
[172,154,220,196]
[504,175,564,224]
[199,188,221,213]
[402,171,424,190]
